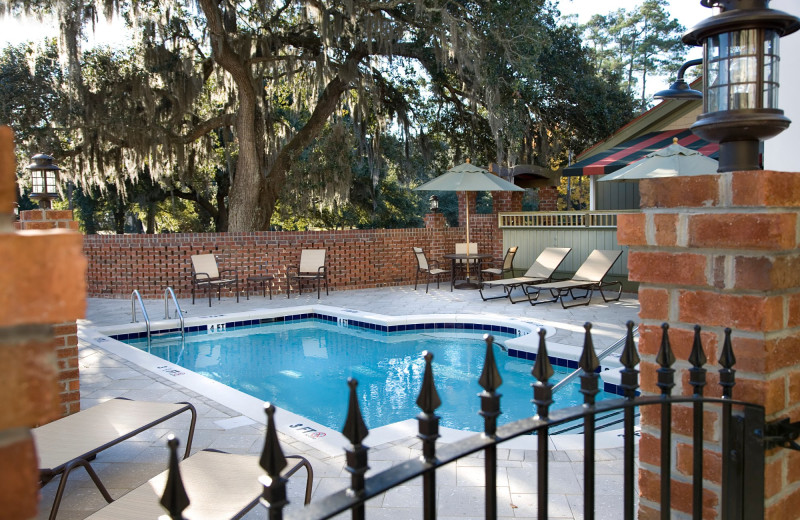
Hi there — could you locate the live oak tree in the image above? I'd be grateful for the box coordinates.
[2,0,570,231]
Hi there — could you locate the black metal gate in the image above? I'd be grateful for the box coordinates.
[159,321,793,520]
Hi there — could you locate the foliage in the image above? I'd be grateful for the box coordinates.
[2,0,645,231]
[1,0,565,230]
[579,0,686,111]
[557,175,590,211]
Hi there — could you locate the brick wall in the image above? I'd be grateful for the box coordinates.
[0,126,86,518]
[84,220,503,298]
[618,170,800,519]
[537,186,559,211]
[17,209,82,418]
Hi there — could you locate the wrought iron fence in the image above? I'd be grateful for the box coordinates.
[158,321,770,520]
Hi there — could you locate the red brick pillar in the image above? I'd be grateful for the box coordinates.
[618,171,800,518]
[457,192,476,228]
[424,212,446,229]
[537,186,559,211]
[0,127,86,517]
[492,191,523,213]
[18,209,82,417]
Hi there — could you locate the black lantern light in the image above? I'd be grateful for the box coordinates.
[25,153,61,209]
[683,0,800,172]
[654,58,704,100]
[429,195,439,212]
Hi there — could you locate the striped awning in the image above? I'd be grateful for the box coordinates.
[563,129,719,177]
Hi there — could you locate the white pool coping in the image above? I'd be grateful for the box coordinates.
[80,305,634,456]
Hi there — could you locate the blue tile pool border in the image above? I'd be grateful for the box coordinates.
[111,312,523,340]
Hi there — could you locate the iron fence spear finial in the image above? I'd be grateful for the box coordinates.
[620,320,640,373]
[341,378,370,513]
[478,334,503,393]
[416,351,441,518]
[416,351,442,414]
[342,378,369,447]
[259,403,289,518]
[531,328,554,384]
[579,322,600,375]
[718,327,737,400]
[159,435,190,520]
[688,324,708,369]
[531,327,553,520]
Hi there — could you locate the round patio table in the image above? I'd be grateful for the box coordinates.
[443,253,493,290]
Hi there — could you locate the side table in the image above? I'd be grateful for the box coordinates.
[246,275,274,300]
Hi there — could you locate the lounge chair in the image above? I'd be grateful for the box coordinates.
[287,249,328,298]
[413,247,451,293]
[479,247,571,302]
[84,450,312,519]
[191,253,239,307]
[521,249,624,308]
[34,398,197,520]
[481,246,519,281]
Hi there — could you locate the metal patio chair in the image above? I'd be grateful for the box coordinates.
[413,247,451,293]
[287,248,328,298]
[453,242,479,280]
[522,249,624,308]
[480,245,519,281]
[479,247,571,302]
[190,253,239,306]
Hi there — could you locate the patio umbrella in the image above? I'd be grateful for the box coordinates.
[414,161,524,287]
[598,138,719,182]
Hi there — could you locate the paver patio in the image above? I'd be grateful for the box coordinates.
[42,285,640,519]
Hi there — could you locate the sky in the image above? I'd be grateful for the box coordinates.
[0,1,713,49]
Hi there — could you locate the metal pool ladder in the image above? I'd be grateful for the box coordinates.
[164,287,186,342]
[131,289,151,347]
[552,325,639,395]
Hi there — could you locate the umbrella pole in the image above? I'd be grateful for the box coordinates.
[465,192,471,282]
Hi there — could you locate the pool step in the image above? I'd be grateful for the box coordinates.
[549,409,639,436]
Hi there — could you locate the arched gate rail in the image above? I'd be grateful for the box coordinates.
[157,321,797,520]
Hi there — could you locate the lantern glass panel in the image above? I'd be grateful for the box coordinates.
[705,33,725,112]
[763,30,780,109]
[45,170,57,195]
[705,29,765,112]
[32,172,44,194]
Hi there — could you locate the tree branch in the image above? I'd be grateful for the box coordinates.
[183,114,236,143]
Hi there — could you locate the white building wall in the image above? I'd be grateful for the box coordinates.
[763,0,800,172]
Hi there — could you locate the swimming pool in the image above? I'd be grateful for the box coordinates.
[117,316,617,432]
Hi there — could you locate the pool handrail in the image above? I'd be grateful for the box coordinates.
[164,287,185,342]
[131,289,151,347]
[552,325,639,395]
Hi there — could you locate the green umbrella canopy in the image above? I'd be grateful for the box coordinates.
[414,162,525,192]
[598,139,719,182]
[414,161,522,286]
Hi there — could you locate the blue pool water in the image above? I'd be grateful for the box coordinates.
[122,319,614,432]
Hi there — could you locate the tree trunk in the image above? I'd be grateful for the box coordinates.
[198,0,362,231]
[145,204,156,234]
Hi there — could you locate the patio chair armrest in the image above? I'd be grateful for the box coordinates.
[317,266,326,275]
[429,259,442,269]
[194,272,212,281]
[219,268,238,280]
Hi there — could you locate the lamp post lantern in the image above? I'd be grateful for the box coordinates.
[25,153,61,209]
[428,195,439,212]
[683,0,800,172]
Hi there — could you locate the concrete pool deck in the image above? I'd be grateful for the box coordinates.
[48,285,640,519]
